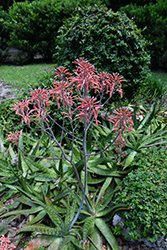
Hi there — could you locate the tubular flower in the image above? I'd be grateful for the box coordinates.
[50,79,73,109]
[54,66,72,81]
[110,73,126,98]
[75,96,102,125]
[98,72,114,96]
[11,89,52,124]
[11,99,32,125]
[29,88,52,111]
[0,235,16,250]
[109,108,134,133]
[6,130,23,144]
[71,58,99,92]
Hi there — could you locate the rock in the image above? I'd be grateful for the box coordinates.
[0,80,18,103]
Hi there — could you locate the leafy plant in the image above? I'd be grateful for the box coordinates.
[123,102,167,169]
[113,145,167,242]
[120,1,167,69]
[4,58,135,249]
[55,5,151,98]
[0,137,82,250]
[0,99,22,134]
[0,7,11,63]
[6,0,101,63]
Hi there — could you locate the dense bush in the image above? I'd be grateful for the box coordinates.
[106,0,157,11]
[7,0,101,62]
[55,5,151,97]
[113,146,167,242]
[0,7,11,63]
[120,1,167,69]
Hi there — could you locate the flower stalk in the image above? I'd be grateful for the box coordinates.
[6,58,134,228]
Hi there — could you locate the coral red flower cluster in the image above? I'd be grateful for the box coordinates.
[75,96,102,125]
[49,78,73,109]
[11,89,52,125]
[6,58,133,147]
[109,108,134,133]
[71,58,99,92]
[6,130,22,144]
[109,108,134,143]
[0,235,16,250]
[98,72,125,97]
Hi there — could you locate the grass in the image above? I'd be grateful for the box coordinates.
[143,71,167,99]
[152,70,167,86]
[0,63,56,88]
[0,64,167,96]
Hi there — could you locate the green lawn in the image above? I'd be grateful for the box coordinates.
[0,63,56,88]
[0,64,167,94]
[152,70,167,87]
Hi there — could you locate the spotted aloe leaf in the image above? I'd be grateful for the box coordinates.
[95,218,120,250]
[18,223,59,235]
[83,216,95,241]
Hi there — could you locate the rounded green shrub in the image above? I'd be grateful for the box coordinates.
[120,1,167,69]
[113,146,167,242]
[55,5,151,97]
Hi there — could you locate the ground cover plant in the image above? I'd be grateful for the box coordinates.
[113,145,167,242]
[0,58,137,250]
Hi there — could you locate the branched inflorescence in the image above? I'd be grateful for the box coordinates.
[0,235,16,250]
[6,58,134,228]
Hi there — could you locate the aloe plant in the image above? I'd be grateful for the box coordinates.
[124,102,167,169]
[4,59,136,249]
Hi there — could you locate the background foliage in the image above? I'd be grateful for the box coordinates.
[5,0,102,62]
[120,0,167,70]
[113,145,167,242]
[0,6,11,63]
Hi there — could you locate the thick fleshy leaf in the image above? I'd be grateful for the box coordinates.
[95,177,112,206]
[88,167,123,177]
[1,206,43,218]
[97,203,129,219]
[89,227,101,250]
[27,158,57,177]
[44,197,64,227]
[83,217,95,240]
[47,237,63,250]
[48,236,73,250]
[137,103,156,130]
[95,218,119,250]
[18,223,59,235]
[72,237,88,250]
[65,196,77,228]
[123,150,137,169]
[87,172,105,184]
[26,209,46,225]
